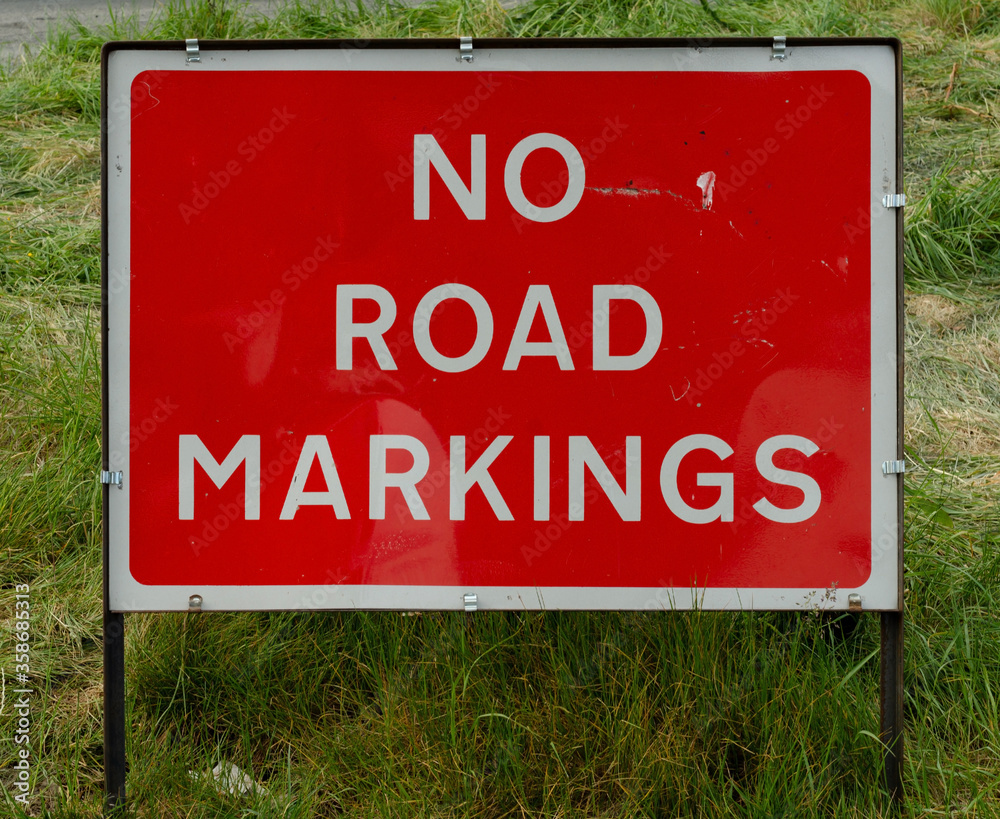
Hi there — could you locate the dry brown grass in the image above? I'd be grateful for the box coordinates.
[905,289,1000,460]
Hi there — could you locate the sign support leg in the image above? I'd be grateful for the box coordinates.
[879,610,904,806]
[103,607,127,812]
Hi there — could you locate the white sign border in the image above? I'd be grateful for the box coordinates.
[104,40,901,612]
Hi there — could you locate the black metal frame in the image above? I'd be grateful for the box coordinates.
[881,37,907,804]
[100,46,127,813]
[101,37,905,814]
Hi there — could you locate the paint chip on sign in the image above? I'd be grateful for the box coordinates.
[696,172,716,209]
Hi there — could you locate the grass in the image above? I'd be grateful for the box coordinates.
[0,0,999,815]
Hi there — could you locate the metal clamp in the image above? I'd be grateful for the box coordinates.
[100,470,124,490]
[458,36,473,63]
[188,594,203,612]
[771,36,787,61]
[186,38,201,63]
[882,193,906,208]
[881,460,906,476]
[463,592,478,612]
[848,593,862,612]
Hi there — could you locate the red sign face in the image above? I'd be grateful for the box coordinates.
[107,44,901,610]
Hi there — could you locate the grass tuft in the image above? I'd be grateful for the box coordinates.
[905,169,1000,292]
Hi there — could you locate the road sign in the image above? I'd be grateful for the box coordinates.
[104,39,903,612]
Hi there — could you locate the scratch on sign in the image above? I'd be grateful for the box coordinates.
[587,186,662,197]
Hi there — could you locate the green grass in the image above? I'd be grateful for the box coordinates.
[1,0,1000,816]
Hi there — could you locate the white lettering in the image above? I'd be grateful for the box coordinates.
[504,133,585,223]
[503,285,574,370]
[449,436,513,520]
[413,284,493,372]
[568,436,641,520]
[660,434,733,523]
[534,435,550,521]
[369,435,430,520]
[336,284,397,370]
[753,435,822,522]
[413,134,486,220]
[280,436,350,520]
[592,285,663,371]
[178,435,259,520]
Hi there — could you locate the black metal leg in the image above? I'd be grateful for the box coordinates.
[880,610,904,806]
[104,608,126,814]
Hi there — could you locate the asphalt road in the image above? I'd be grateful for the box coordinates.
[0,0,278,66]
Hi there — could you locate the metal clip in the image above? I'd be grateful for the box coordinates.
[100,470,124,490]
[463,592,478,612]
[188,594,203,612]
[459,36,473,63]
[882,193,906,208]
[848,593,862,612]
[771,36,787,61]
[881,460,906,475]
[186,38,201,63]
